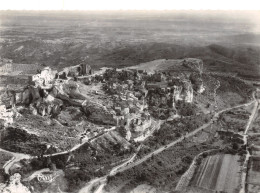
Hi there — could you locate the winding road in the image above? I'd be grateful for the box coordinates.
[239,99,259,193]
[77,99,256,193]
[78,145,142,193]
[0,96,256,192]
[43,126,117,158]
[0,148,31,174]
[0,126,117,175]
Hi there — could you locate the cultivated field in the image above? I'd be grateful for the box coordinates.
[247,156,260,193]
[190,154,242,193]
[247,106,260,156]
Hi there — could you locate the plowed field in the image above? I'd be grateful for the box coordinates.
[191,154,241,193]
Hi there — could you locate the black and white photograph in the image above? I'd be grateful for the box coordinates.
[0,1,260,193]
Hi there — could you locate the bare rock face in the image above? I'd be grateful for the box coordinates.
[189,72,205,94]
[0,105,14,125]
[32,67,57,89]
[183,81,193,103]
[183,58,203,74]
[125,129,132,141]
[130,184,156,193]
[173,85,183,102]
[15,86,42,106]
[172,81,194,103]
[197,83,206,94]
[0,173,31,193]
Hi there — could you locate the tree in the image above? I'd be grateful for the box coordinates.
[118,126,127,138]
[232,142,239,150]
[31,158,44,170]
[182,155,193,164]
[106,175,115,183]
[50,163,57,171]
[55,158,66,169]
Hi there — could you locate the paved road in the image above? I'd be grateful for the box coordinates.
[0,148,31,174]
[117,100,255,174]
[0,96,255,192]
[0,125,117,175]
[79,145,142,193]
[78,100,255,193]
[240,99,258,193]
[43,126,117,157]
[175,98,258,192]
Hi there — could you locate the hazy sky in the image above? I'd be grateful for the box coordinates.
[0,0,260,10]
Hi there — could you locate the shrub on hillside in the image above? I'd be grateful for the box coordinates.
[175,101,197,116]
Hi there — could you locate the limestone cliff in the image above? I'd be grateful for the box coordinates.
[182,58,203,74]
[183,81,193,103]
[0,105,14,125]
[172,80,194,103]
[0,173,30,193]
[32,67,57,89]
[173,85,183,102]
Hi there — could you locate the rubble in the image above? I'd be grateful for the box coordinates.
[32,67,57,89]
[58,63,92,78]
[0,105,14,126]
[0,173,31,193]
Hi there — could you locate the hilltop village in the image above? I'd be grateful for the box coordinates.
[1,10,260,193]
[1,57,258,193]
[0,59,205,140]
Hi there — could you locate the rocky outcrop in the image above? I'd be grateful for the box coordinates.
[130,184,156,193]
[183,58,203,74]
[189,72,205,94]
[172,81,193,103]
[125,129,132,141]
[173,86,183,102]
[0,173,30,193]
[32,67,57,89]
[58,63,91,78]
[0,105,14,125]
[132,119,152,134]
[10,86,42,106]
[183,81,193,103]
[197,83,206,94]
[82,101,116,125]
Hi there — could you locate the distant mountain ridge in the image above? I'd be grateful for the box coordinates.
[0,40,259,79]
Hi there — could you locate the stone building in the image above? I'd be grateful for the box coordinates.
[80,63,92,75]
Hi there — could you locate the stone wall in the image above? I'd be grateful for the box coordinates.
[0,63,40,74]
